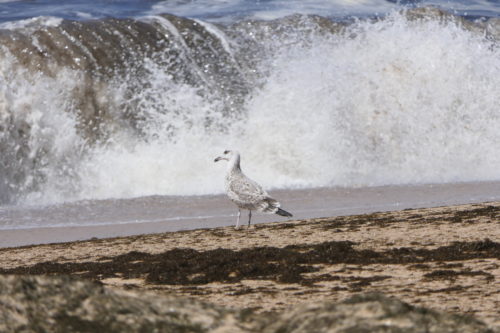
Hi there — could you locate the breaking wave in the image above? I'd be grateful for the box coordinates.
[0,8,499,205]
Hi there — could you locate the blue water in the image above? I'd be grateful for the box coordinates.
[1,0,499,24]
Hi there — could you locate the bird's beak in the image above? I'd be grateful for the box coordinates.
[214,156,223,162]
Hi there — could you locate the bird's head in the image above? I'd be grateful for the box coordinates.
[214,149,234,163]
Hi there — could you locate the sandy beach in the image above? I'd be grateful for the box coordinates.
[1,200,499,329]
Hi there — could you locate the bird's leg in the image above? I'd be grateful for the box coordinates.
[248,210,252,228]
[235,209,241,229]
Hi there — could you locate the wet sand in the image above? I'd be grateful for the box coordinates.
[1,181,499,247]
[0,200,499,329]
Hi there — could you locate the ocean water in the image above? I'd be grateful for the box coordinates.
[0,0,499,210]
[1,0,500,23]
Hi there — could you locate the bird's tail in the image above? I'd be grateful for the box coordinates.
[275,208,293,217]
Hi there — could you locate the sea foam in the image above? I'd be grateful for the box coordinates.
[241,12,500,189]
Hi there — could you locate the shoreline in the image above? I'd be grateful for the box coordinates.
[1,200,499,329]
[1,180,500,248]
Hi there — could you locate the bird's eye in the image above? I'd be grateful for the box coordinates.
[224,150,229,154]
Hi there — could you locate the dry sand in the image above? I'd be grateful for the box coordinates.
[1,201,499,328]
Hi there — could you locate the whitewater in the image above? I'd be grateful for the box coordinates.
[1,8,499,205]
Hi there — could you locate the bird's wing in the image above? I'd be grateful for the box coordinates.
[257,197,280,213]
[227,174,268,205]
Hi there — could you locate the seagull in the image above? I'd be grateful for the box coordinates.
[214,150,293,228]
